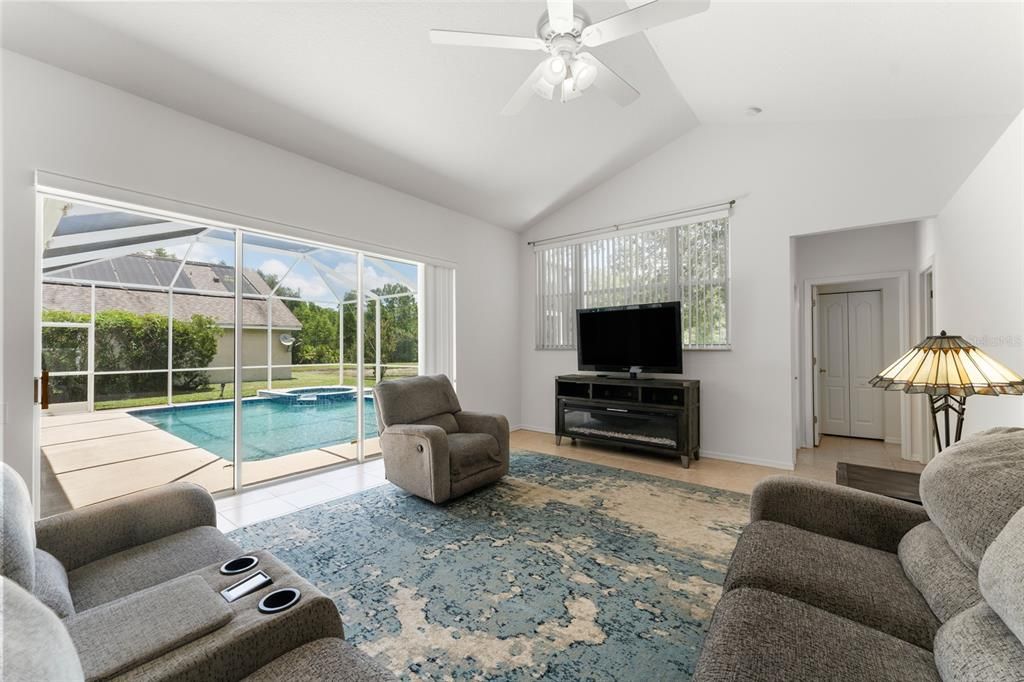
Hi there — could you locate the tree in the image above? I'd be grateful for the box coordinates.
[289,301,340,364]
[257,270,301,307]
[346,284,418,377]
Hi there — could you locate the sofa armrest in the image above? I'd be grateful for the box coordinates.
[454,411,510,460]
[380,425,451,503]
[35,482,217,571]
[750,476,929,553]
[64,575,230,680]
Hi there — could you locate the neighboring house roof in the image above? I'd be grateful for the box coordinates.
[43,255,303,330]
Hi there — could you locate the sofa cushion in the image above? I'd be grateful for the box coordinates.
[692,588,939,682]
[920,428,1024,570]
[2,463,37,591]
[724,520,939,650]
[413,412,460,434]
[978,506,1024,645]
[34,548,74,618]
[373,375,461,427]
[448,433,501,482]
[68,525,240,611]
[242,639,394,681]
[898,522,982,622]
[1,577,84,682]
[934,602,1024,682]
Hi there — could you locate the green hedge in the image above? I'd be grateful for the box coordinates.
[42,310,221,401]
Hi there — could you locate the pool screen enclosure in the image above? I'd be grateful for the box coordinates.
[39,194,425,500]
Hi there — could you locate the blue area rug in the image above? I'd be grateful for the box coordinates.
[229,451,749,680]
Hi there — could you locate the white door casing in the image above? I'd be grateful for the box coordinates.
[812,289,822,446]
[849,291,884,439]
[820,293,851,436]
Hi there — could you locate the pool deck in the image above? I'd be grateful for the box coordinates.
[40,408,381,517]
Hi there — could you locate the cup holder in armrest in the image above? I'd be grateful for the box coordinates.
[220,556,260,575]
[258,588,301,614]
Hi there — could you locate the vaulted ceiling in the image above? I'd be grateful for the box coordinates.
[3,2,1022,230]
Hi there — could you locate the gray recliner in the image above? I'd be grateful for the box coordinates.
[693,427,1024,681]
[373,374,509,503]
[0,462,394,681]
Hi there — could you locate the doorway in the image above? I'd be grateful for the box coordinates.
[804,271,911,458]
[817,290,884,439]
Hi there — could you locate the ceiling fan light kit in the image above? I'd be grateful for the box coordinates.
[429,0,710,115]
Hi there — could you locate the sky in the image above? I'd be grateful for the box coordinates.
[160,231,417,302]
[57,204,419,301]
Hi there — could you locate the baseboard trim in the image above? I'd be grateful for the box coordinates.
[512,428,795,471]
[699,450,795,471]
[514,425,555,435]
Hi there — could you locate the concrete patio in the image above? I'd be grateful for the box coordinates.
[40,408,381,517]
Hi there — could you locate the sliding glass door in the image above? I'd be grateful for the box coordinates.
[38,194,422,513]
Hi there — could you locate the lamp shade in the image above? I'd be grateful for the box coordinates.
[870,331,1024,397]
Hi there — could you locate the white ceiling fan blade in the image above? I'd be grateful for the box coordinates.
[547,0,575,33]
[501,60,551,116]
[581,0,710,47]
[578,53,639,106]
[429,29,546,51]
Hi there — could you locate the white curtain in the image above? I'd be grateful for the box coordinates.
[419,264,456,383]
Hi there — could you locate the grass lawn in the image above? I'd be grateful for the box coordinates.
[94,365,417,410]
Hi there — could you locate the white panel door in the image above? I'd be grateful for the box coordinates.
[820,293,851,436]
[849,291,884,439]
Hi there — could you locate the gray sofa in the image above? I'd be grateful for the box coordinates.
[693,427,1024,681]
[373,374,509,503]
[1,463,392,681]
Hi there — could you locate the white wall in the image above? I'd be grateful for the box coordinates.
[793,222,919,451]
[519,116,1013,470]
[2,52,522,501]
[923,111,1024,435]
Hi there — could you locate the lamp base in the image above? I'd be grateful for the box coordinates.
[930,395,966,452]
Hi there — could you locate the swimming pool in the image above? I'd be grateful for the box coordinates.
[132,394,379,461]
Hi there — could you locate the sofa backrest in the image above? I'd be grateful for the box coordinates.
[934,505,1024,680]
[919,428,1024,570]
[1,576,84,681]
[2,462,36,591]
[979,506,1024,645]
[373,374,462,429]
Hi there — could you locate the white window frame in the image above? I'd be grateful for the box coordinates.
[535,216,731,351]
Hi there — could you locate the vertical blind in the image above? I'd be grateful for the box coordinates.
[535,217,729,350]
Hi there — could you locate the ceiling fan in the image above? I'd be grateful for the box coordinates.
[429,0,709,115]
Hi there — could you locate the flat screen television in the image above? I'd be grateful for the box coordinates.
[576,301,682,376]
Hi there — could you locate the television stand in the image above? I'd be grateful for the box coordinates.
[554,374,700,467]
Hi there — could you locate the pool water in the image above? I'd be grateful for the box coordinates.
[132,397,379,461]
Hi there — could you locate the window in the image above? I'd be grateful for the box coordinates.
[535,217,729,350]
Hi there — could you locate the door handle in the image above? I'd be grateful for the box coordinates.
[819,368,826,374]
[37,370,50,409]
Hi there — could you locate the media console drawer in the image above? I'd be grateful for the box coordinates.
[554,375,700,468]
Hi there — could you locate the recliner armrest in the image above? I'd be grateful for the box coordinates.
[454,411,510,461]
[64,575,231,681]
[750,476,929,553]
[35,482,218,571]
[380,424,451,503]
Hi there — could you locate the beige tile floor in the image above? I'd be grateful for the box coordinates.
[512,430,925,496]
[40,406,926,530]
